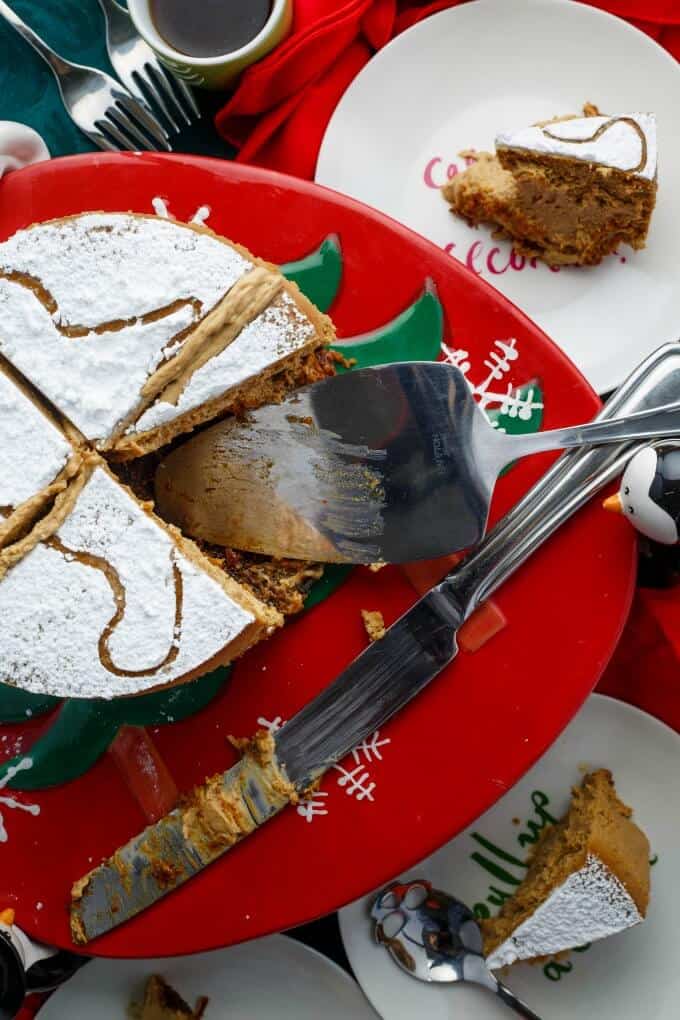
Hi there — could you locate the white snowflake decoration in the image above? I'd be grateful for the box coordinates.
[297,791,329,822]
[351,730,390,764]
[254,713,389,821]
[333,763,376,802]
[0,759,40,843]
[257,715,284,735]
[440,338,543,432]
[151,196,212,225]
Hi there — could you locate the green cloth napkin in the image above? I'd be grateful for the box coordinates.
[0,0,234,159]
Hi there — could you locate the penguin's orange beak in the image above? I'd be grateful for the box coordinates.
[602,493,624,515]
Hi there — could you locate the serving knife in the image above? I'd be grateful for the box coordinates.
[71,343,680,943]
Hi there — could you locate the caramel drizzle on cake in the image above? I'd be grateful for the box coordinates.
[137,265,284,410]
[541,116,648,173]
[47,536,184,678]
[0,270,202,339]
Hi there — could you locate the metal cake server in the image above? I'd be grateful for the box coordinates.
[372,880,541,1018]
[156,359,680,564]
[71,344,680,943]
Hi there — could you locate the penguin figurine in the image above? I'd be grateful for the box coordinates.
[603,444,680,545]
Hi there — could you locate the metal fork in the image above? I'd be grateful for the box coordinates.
[98,0,199,133]
[0,0,170,152]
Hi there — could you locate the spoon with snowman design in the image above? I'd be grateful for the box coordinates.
[603,444,680,544]
[158,361,680,564]
[372,880,541,1018]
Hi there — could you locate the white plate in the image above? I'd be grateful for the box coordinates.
[339,694,680,1019]
[39,933,378,1019]
[316,0,680,394]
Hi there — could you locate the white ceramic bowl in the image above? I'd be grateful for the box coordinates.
[128,0,292,90]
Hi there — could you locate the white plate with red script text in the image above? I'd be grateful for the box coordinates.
[316,0,680,394]
[339,695,680,1020]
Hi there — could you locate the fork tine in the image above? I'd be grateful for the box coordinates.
[131,68,181,134]
[145,62,192,127]
[161,64,200,121]
[95,119,137,152]
[109,104,167,152]
[87,126,121,153]
[113,94,171,151]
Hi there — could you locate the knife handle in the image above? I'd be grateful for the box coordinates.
[443,342,680,613]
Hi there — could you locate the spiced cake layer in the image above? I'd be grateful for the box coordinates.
[443,112,657,266]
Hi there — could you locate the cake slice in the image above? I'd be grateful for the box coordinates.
[0,458,278,699]
[482,770,650,969]
[443,111,657,266]
[132,974,208,1019]
[0,213,334,454]
[0,363,82,576]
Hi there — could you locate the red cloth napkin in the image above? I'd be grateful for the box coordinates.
[216,0,680,179]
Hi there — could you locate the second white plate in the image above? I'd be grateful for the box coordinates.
[340,695,680,1019]
[39,934,378,1019]
[316,0,680,394]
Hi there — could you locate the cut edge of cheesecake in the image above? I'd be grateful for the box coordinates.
[481,769,650,970]
[443,108,658,266]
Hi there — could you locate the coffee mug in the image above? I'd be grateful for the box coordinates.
[127,0,293,91]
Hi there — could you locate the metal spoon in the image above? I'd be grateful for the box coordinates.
[372,880,541,1019]
[156,358,680,564]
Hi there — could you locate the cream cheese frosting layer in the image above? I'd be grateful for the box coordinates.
[132,292,316,434]
[496,113,657,180]
[0,214,255,441]
[0,368,71,508]
[0,467,255,698]
[486,854,642,970]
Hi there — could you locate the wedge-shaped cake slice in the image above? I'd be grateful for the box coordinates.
[0,364,73,510]
[132,974,208,1020]
[444,112,657,265]
[482,770,650,969]
[0,213,333,454]
[0,364,81,576]
[0,460,279,699]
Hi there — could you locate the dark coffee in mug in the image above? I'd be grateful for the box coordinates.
[150,0,273,58]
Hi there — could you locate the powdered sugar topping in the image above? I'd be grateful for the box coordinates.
[486,854,643,969]
[133,292,315,433]
[496,113,657,180]
[0,467,255,698]
[0,370,71,507]
[0,214,254,440]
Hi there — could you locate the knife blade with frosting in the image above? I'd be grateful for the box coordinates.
[70,343,680,943]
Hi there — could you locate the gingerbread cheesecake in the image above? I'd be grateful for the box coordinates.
[0,212,335,699]
[443,110,657,266]
[482,770,650,969]
[130,974,208,1019]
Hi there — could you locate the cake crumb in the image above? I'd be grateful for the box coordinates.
[361,609,386,642]
[368,562,386,573]
[582,101,601,117]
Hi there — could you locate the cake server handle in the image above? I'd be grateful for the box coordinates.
[495,979,543,1018]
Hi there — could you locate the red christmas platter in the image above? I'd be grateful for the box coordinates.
[0,154,636,957]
